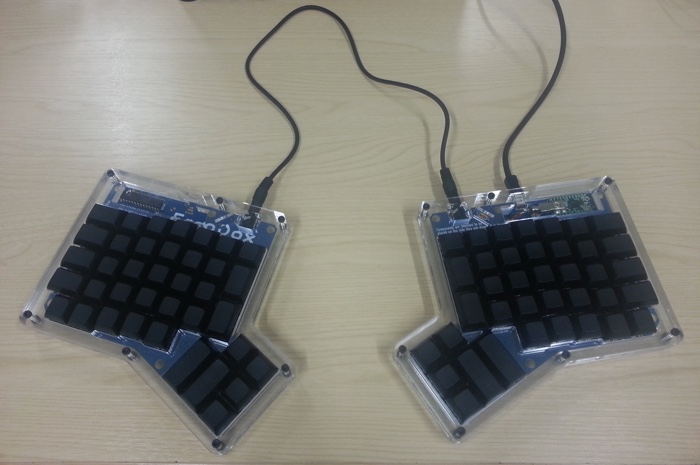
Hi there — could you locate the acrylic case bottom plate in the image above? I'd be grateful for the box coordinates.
[20,169,294,454]
[394,176,682,442]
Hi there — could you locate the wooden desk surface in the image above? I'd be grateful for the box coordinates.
[1,1,698,463]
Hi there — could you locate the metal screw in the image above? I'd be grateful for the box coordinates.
[453,426,466,439]
[106,169,115,177]
[397,345,407,358]
[121,347,137,360]
[216,196,224,204]
[557,350,571,363]
[487,192,495,200]
[21,310,42,324]
[212,439,224,451]
[604,176,613,185]
[663,328,682,343]
[277,215,286,224]
[281,364,291,377]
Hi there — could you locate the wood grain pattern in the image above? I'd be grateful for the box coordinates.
[1,1,698,462]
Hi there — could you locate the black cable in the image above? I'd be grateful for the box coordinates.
[245,5,453,211]
[502,0,567,190]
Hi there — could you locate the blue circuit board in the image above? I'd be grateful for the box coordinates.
[432,192,612,237]
[103,185,276,249]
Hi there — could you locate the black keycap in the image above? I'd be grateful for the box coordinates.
[508,270,530,294]
[120,212,147,234]
[447,389,482,423]
[109,282,133,306]
[44,295,74,324]
[207,300,241,341]
[445,256,475,291]
[515,295,539,318]
[96,256,120,276]
[454,292,487,332]
[627,309,657,336]
[204,258,227,278]
[558,263,582,287]
[489,301,513,326]
[532,265,556,289]
[412,338,443,373]
[169,221,197,243]
[158,296,181,319]
[476,333,525,387]
[47,268,85,295]
[524,242,547,264]
[482,276,504,298]
[133,237,157,257]
[194,281,217,302]
[512,220,538,243]
[594,288,620,313]
[224,336,255,365]
[109,234,131,254]
[199,399,234,435]
[182,305,205,331]
[537,217,564,240]
[134,287,158,310]
[429,364,462,398]
[611,257,647,285]
[438,232,465,257]
[475,252,498,275]
[87,204,124,229]
[238,242,265,268]
[574,313,603,340]
[457,350,504,402]
[499,247,522,269]
[518,321,550,349]
[61,246,97,273]
[215,236,238,256]
[83,279,107,302]
[601,313,632,340]
[143,321,174,350]
[490,224,515,246]
[568,288,592,312]
[433,324,465,353]
[147,264,170,285]
[158,241,181,262]
[464,229,490,252]
[163,339,213,391]
[224,377,255,410]
[223,266,253,302]
[74,223,111,250]
[67,303,95,332]
[191,227,217,250]
[584,263,609,287]
[120,312,147,340]
[562,217,590,239]
[122,259,145,280]
[620,281,658,309]
[170,273,192,294]
[182,359,229,408]
[145,216,172,237]
[600,234,636,259]
[181,250,204,271]
[575,240,599,262]
[588,212,626,237]
[549,240,573,263]
[94,307,122,335]
[547,315,575,342]
[541,290,565,313]
[245,355,277,389]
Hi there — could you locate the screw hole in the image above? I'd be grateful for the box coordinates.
[453,426,466,439]
[154,359,165,370]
